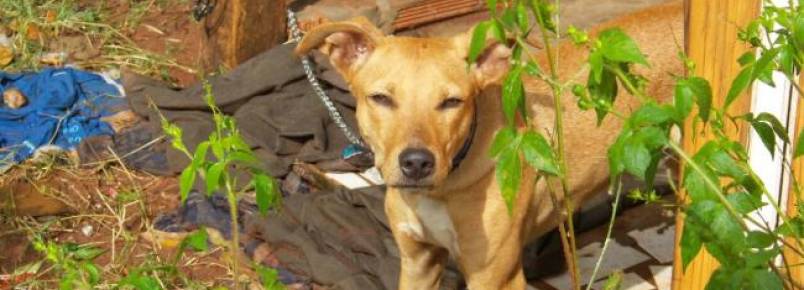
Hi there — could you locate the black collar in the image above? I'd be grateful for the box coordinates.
[450,106,478,172]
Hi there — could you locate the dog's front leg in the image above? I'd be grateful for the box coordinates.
[386,190,449,290]
[396,234,449,290]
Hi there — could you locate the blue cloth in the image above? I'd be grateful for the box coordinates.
[0,68,125,167]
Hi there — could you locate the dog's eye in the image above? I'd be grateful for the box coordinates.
[368,93,395,108]
[437,97,464,110]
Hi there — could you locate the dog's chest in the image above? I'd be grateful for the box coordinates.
[397,195,461,257]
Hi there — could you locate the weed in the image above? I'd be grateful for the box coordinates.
[481,0,804,289]
[32,237,105,290]
[160,81,283,288]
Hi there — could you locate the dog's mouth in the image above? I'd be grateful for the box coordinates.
[388,183,435,191]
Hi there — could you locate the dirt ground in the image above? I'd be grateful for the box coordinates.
[0,0,680,289]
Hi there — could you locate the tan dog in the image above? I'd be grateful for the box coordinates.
[296,2,683,289]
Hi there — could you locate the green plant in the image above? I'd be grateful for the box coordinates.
[161,81,282,288]
[475,0,804,289]
[117,228,209,290]
[32,237,106,290]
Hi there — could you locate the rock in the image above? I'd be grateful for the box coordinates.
[80,224,94,237]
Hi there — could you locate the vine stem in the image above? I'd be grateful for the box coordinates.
[225,177,241,289]
[584,179,623,290]
[531,1,581,289]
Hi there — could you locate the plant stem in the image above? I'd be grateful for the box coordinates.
[225,177,241,289]
[584,179,623,290]
[667,141,749,229]
[531,2,580,289]
[608,64,651,103]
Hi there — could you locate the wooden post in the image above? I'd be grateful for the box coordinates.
[672,0,760,289]
[202,0,287,70]
[785,74,804,287]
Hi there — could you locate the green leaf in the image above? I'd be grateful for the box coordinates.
[725,65,753,109]
[778,216,804,238]
[500,7,517,29]
[745,247,780,268]
[515,2,529,32]
[496,146,521,214]
[490,19,507,42]
[205,161,227,194]
[745,231,774,249]
[726,191,764,215]
[751,120,776,157]
[485,0,497,15]
[707,150,744,179]
[120,271,161,290]
[635,126,668,150]
[687,77,713,123]
[674,80,694,121]
[597,28,648,65]
[680,221,702,271]
[72,246,105,260]
[684,166,718,202]
[184,228,208,252]
[705,267,732,290]
[211,141,225,160]
[746,268,783,290]
[490,127,518,157]
[529,0,556,33]
[524,60,542,76]
[737,51,756,66]
[755,112,789,143]
[520,131,560,175]
[751,47,780,86]
[254,174,277,215]
[607,134,627,178]
[796,129,804,158]
[777,44,796,77]
[468,21,491,66]
[623,139,650,180]
[179,166,196,203]
[256,265,286,290]
[602,271,622,290]
[686,200,745,264]
[230,150,260,168]
[589,69,618,124]
[191,141,210,169]
[82,263,100,284]
[631,103,673,127]
[794,15,804,48]
[502,66,524,125]
[589,50,604,82]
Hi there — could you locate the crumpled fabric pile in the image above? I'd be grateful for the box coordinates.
[0,68,125,171]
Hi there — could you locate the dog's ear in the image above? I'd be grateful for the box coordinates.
[295,17,384,78]
[453,28,513,88]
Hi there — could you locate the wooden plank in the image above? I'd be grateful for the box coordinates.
[784,73,804,287]
[202,0,287,69]
[672,0,760,289]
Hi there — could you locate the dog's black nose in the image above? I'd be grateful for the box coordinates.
[399,148,435,180]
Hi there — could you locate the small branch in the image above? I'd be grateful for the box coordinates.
[584,179,624,290]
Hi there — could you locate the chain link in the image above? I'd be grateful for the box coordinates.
[287,10,364,146]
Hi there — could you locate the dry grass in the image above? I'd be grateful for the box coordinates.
[0,1,278,288]
[0,0,195,80]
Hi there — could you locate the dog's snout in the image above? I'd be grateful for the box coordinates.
[399,148,435,180]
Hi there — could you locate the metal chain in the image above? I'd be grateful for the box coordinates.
[192,0,216,21]
[287,10,364,146]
